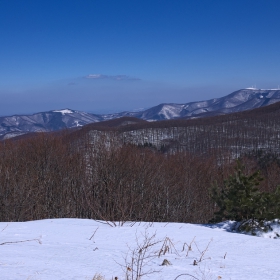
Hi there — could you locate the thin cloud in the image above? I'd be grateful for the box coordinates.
[85,74,140,81]
[85,74,107,79]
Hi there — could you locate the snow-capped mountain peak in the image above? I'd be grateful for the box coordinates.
[53,109,74,115]
[1,88,280,139]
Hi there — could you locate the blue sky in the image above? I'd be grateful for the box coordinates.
[1,0,280,115]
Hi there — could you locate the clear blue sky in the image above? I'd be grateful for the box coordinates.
[1,0,280,115]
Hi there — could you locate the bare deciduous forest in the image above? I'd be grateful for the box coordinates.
[1,102,280,223]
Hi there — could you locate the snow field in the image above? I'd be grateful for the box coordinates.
[1,219,280,280]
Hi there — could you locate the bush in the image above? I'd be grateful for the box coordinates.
[211,161,280,233]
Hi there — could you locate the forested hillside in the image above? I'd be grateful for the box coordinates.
[1,102,280,223]
[77,100,280,156]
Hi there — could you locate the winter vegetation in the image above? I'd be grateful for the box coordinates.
[1,129,280,225]
[1,101,280,279]
[78,100,280,157]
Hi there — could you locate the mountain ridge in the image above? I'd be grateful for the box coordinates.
[1,88,280,139]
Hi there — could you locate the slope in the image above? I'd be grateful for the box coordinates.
[1,219,280,280]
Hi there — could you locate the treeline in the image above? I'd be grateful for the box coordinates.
[0,130,280,223]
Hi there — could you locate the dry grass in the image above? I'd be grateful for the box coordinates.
[92,274,106,280]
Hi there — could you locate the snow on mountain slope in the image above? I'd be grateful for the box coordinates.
[1,88,280,138]
[86,89,280,122]
[53,109,74,115]
[1,219,280,280]
[0,109,103,139]
[131,89,280,121]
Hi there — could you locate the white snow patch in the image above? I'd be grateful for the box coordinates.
[53,109,73,115]
[74,120,83,127]
[159,105,183,119]
[245,88,279,91]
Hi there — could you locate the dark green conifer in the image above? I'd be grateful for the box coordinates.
[211,161,280,233]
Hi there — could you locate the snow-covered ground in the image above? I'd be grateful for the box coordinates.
[1,219,280,280]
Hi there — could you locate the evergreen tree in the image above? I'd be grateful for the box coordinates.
[211,161,280,232]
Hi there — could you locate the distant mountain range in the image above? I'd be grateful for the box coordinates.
[1,88,280,139]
